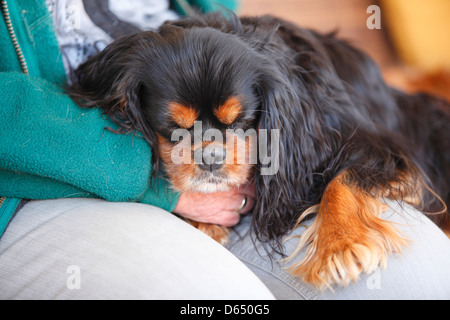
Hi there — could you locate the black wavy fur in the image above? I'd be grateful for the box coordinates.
[68,13,449,254]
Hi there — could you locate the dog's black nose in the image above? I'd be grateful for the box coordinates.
[195,146,226,172]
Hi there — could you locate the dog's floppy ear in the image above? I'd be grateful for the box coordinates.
[68,32,161,168]
[254,61,348,252]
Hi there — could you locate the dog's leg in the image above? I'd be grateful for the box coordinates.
[287,172,408,290]
[187,220,231,245]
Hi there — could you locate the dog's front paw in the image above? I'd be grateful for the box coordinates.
[287,173,408,290]
[187,220,231,245]
[288,219,406,290]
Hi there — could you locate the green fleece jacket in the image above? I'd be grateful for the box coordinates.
[0,0,238,236]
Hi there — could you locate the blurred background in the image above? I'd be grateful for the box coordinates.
[236,0,450,101]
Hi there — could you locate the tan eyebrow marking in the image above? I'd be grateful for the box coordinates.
[168,102,198,129]
[214,97,242,125]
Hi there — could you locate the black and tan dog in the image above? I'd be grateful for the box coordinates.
[69,13,449,290]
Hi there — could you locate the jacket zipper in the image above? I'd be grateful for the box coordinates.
[1,0,28,209]
[1,0,29,74]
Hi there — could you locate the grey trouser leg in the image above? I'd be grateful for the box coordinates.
[0,198,274,300]
[227,201,450,300]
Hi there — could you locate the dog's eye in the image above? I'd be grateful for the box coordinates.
[170,122,192,130]
[228,123,237,129]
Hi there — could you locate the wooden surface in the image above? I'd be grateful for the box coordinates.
[237,0,395,69]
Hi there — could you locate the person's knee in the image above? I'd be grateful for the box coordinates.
[0,199,274,299]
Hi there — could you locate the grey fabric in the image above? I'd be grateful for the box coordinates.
[1,198,449,300]
[0,198,274,300]
[227,200,450,300]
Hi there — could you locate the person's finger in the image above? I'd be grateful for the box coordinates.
[199,210,241,227]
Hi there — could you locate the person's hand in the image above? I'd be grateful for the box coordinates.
[173,182,256,227]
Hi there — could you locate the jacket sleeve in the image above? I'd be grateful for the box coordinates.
[0,71,179,212]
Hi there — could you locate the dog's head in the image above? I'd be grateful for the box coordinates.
[143,25,264,193]
[69,19,277,193]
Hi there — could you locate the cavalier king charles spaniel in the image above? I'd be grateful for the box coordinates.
[69,13,449,290]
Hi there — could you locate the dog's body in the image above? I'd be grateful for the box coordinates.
[69,13,450,289]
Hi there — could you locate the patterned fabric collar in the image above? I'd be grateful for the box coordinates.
[46,0,178,80]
